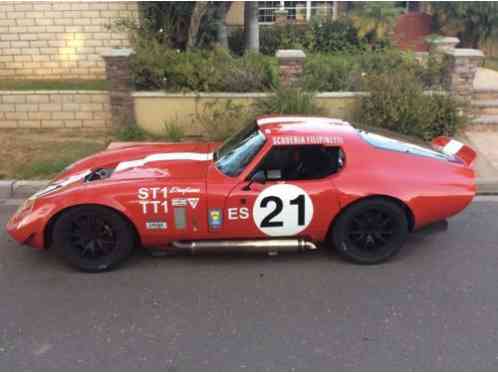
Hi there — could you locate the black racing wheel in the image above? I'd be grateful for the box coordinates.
[52,205,136,272]
[331,198,409,264]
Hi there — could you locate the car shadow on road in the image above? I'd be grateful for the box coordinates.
[5,219,449,274]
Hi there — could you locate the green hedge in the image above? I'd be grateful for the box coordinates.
[352,70,464,141]
[229,19,367,56]
[132,41,278,92]
[302,49,448,92]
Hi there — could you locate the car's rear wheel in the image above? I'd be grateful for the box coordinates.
[52,205,135,272]
[331,199,408,264]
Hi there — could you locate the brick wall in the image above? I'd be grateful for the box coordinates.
[0,1,138,80]
[393,12,433,52]
[0,91,111,129]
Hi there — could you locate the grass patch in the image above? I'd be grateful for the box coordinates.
[0,79,109,91]
[0,129,110,180]
[113,124,169,142]
[114,123,188,143]
[15,142,106,179]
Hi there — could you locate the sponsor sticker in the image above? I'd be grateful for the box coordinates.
[272,135,343,146]
[170,186,201,194]
[146,221,167,230]
[208,208,223,229]
[187,197,199,209]
[172,198,188,207]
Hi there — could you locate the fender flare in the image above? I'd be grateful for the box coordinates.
[326,194,416,242]
[44,202,141,250]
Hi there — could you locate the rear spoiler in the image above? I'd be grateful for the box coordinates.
[432,136,476,167]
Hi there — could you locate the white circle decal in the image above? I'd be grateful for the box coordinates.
[253,184,314,237]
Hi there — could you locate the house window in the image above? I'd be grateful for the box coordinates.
[258,1,281,23]
[258,1,334,24]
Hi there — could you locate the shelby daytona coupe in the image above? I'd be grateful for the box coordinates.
[7,116,476,272]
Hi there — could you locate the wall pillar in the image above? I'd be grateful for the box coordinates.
[102,48,135,127]
[276,49,306,87]
[444,48,484,100]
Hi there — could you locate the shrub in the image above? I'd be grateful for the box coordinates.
[311,18,366,53]
[196,100,252,141]
[352,70,465,141]
[302,53,356,91]
[163,121,186,142]
[302,49,449,92]
[229,19,365,56]
[356,49,447,89]
[253,86,325,117]
[227,27,245,56]
[259,24,317,55]
[114,124,148,141]
[132,43,278,92]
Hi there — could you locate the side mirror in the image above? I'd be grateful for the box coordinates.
[243,170,266,191]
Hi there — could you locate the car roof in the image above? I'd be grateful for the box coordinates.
[255,115,358,145]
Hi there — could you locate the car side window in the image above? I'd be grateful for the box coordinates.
[254,145,344,181]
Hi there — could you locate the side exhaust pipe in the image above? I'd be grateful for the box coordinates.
[171,239,318,254]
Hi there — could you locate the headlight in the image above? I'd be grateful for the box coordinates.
[13,198,35,219]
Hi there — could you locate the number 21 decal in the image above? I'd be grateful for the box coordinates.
[253,184,314,236]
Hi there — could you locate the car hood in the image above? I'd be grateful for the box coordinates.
[54,142,218,184]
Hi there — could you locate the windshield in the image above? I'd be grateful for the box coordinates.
[359,131,452,161]
[215,123,266,177]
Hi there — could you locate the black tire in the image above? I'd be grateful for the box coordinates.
[331,198,409,264]
[52,205,136,272]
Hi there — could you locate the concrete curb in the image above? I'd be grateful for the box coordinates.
[1,178,498,199]
[0,180,49,199]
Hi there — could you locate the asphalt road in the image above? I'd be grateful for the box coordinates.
[1,198,498,371]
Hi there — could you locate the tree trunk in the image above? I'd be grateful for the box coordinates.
[244,1,259,53]
[332,1,339,20]
[187,2,209,50]
[216,2,231,49]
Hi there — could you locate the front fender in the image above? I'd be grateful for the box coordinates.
[7,182,141,250]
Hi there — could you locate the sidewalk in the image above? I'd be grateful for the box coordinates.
[459,131,498,194]
[464,67,498,193]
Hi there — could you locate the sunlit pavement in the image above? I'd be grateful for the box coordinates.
[0,198,498,370]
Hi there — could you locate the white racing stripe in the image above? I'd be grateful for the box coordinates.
[115,152,213,172]
[30,169,92,199]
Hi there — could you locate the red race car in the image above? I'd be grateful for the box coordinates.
[6,116,476,272]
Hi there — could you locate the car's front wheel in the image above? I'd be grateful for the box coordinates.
[52,205,136,272]
[331,198,409,264]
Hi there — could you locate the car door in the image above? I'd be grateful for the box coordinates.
[221,145,343,242]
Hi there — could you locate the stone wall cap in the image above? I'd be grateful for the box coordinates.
[276,49,306,59]
[132,90,440,98]
[445,48,484,58]
[427,35,460,44]
[102,48,135,57]
[0,90,108,94]
[132,91,369,98]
